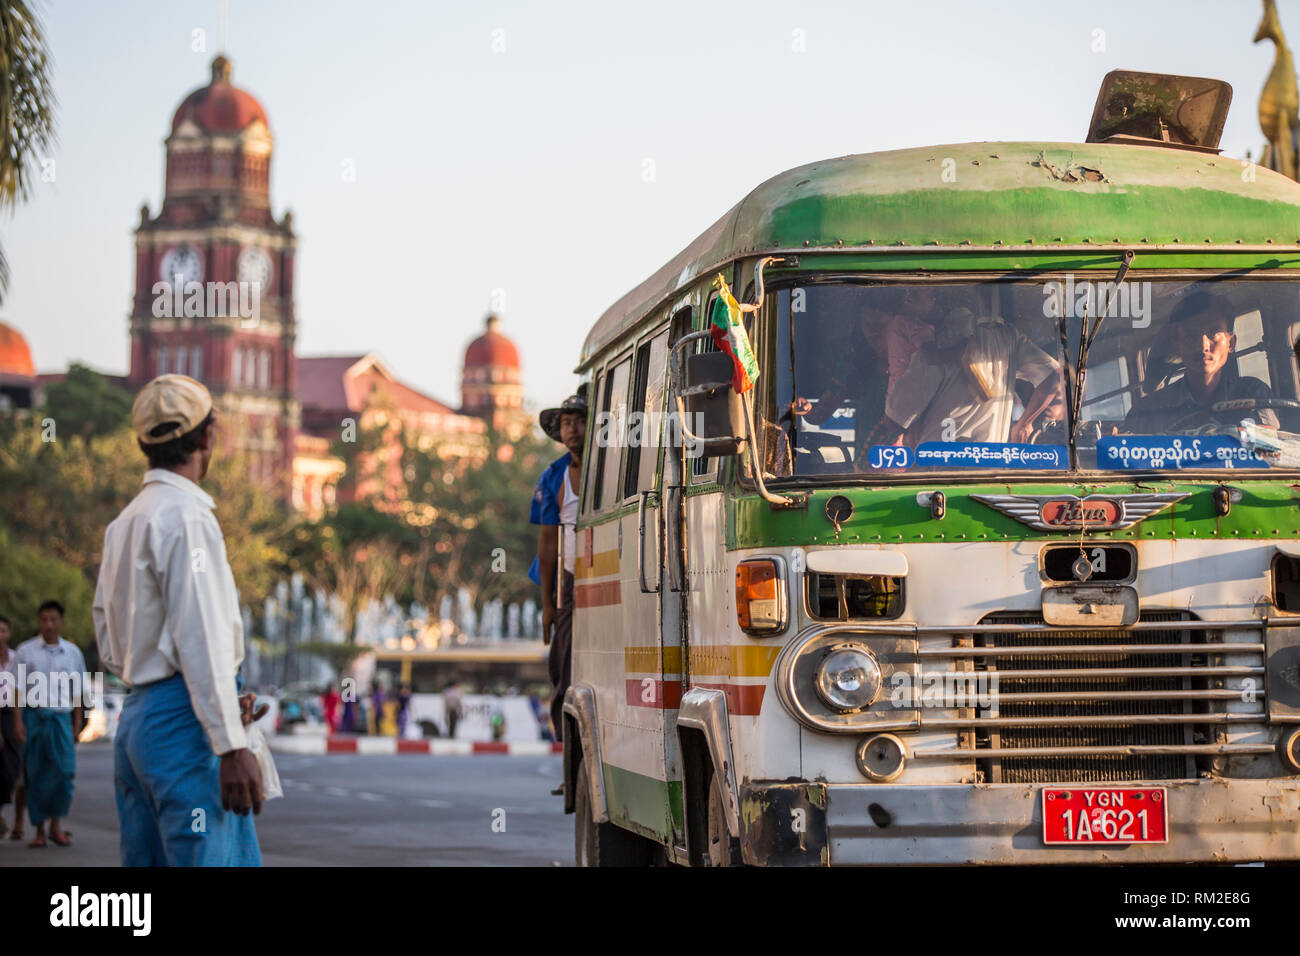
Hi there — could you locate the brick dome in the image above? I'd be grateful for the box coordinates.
[463,314,520,370]
[0,321,34,377]
[170,56,268,135]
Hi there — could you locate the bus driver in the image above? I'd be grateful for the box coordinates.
[1124,291,1277,433]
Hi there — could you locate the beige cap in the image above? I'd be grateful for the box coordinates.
[132,374,214,444]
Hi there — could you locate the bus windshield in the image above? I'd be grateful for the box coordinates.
[758,278,1300,478]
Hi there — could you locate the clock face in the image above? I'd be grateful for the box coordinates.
[159,245,203,286]
[237,246,273,290]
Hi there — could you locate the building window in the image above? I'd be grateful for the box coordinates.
[233,347,242,384]
[258,349,270,389]
[157,346,169,376]
[245,347,257,387]
[174,347,187,377]
[191,346,202,381]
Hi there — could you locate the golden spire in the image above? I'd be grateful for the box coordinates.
[1256,0,1300,179]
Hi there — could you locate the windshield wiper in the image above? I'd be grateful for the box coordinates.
[1062,250,1135,468]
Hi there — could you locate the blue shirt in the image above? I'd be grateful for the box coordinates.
[528,453,571,585]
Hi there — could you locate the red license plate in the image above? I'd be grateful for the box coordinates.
[1041,787,1168,845]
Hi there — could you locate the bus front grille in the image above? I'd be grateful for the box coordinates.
[926,610,1266,784]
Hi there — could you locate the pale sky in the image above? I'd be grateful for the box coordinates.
[3,0,1295,411]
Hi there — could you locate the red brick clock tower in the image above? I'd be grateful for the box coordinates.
[129,55,299,493]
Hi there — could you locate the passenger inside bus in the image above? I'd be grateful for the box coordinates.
[883,309,1064,445]
[1123,291,1278,432]
[787,286,940,459]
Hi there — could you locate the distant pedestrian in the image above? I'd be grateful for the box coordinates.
[395,683,411,738]
[370,685,386,735]
[443,682,462,739]
[339,690,357,734]
[94,374,264,866]
[321,684,340,733]
[14,600,86,848]
[0,614,24,840]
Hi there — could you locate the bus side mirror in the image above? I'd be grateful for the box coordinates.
[685,352,747,458]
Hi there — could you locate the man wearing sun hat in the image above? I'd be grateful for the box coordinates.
[93,374,264,866]
[527,387,588,769]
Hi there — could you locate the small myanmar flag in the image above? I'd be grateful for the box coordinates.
[709,275,760,393]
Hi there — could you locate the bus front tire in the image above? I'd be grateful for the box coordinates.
[705,764,741,867]
[573,755,653,867]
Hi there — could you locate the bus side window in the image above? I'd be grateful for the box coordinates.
[593,356,632,511]
[693,295,721,482]
[623,327,671,499]
[582,370,606,517]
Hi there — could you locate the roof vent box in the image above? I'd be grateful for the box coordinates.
[1086,70,1232,153]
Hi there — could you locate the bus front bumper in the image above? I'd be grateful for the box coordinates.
[739,778,1300,866]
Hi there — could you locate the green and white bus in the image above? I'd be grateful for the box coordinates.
[561,72,1300,865]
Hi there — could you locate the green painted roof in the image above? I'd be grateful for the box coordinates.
[581,140,1300,365]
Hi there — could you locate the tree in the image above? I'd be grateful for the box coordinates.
[40,363,133,439]
[0,414,141,577]
[288,504,416,641]
[0,409,290,605]
[0,525,94,649]
[0,0,56,302]
[201,440,294,602]
[403,425,555,609]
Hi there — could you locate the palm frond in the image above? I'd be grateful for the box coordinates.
[0,0,56,303]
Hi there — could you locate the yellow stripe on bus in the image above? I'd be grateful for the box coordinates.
[625,646,682,674]
[623,644,779,678]
[574,548,620,580]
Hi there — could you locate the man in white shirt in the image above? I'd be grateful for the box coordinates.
[887,312,1063,446]
[93,374,264,866]
[13,600,86,848]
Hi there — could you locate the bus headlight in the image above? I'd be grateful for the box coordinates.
[815,646,882,712]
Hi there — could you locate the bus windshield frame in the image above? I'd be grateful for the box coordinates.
[751,272,1300,483]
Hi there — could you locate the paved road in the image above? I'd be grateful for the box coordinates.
[1,741,574,866]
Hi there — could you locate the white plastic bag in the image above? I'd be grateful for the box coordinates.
[246,723,283,800]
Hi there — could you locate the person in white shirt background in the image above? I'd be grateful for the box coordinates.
[93,374,266,866]
[13,600,86,848]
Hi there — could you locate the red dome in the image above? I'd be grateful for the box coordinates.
[0,321,35,377]
[170,56,268,135]
[464,315,520,369]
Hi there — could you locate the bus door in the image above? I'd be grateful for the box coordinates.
[583,322,680,844]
